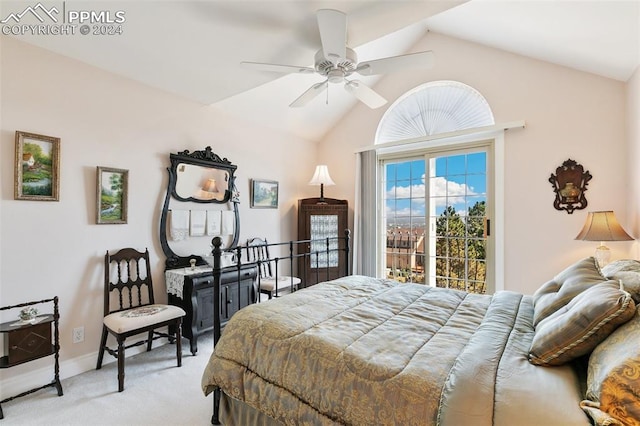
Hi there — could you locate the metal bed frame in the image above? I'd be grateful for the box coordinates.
[208,229,351,424]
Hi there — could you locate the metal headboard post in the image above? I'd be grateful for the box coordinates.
[344,229,351,276]
[210,237,222,425]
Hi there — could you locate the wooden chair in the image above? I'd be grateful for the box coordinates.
[96,248,185,392]
[246,238,301,299]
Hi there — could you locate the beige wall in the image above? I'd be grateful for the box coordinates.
[0,37,318,397]
[319,32,631,295]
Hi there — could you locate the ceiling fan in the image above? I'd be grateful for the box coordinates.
[241,9,435,109]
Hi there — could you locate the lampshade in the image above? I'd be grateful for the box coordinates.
[203,178,219,193]
[575,211,633,267]
[308,165,335,186]
[308,165,335,203]
[575,211,633,242]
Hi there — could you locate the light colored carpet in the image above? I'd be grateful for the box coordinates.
[1,334,215,426]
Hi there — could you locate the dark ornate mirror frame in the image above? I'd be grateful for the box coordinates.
[160,147,240,269]
[549,158,592,214]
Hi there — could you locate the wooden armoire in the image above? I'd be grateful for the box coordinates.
[297,197,348,286]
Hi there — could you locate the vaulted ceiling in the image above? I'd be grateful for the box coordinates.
[2,0,638,142]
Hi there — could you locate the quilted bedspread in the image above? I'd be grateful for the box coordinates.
[202,275,590,425]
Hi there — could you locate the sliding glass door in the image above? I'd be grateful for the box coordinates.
[382,147,490,293]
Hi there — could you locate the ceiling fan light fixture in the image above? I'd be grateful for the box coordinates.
[328,70,344,83]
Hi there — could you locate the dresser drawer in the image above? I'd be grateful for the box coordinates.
[6,321,53,365]
[191,268,257,288]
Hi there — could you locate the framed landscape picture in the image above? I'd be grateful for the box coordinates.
[14,131,60,201]
[250,179,278,209]
[96,166,128,224]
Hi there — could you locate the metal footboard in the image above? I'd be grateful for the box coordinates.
[209,229,351,424]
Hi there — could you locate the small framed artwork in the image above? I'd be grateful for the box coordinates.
[96,166,129,224]
[14,131,60,201]
[250,179,278,209]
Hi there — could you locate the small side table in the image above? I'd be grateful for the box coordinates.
[0,297,63,419]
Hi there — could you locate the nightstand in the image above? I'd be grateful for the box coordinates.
[1,315,54,366]
[0,297,63,419]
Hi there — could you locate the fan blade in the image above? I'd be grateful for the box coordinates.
[316,9,346,65]
[355,51,435,76]
[290,81,327,107]
[241,61,315,75]
[344,80,387,109]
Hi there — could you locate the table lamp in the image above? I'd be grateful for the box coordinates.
[575,211,633,267]
[308,165,335,203]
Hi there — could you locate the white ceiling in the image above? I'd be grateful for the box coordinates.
[3,0,639,142]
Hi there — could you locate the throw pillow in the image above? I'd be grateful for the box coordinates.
[528,280,635,366]
[532,257,607,326]
[581,306,640,426]
[601,259,640,303]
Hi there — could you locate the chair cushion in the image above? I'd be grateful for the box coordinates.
[104,304,185,334]
[259,276,301,292]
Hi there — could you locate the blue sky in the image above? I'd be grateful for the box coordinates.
[385,152,486,222]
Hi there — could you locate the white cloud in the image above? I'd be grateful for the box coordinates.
[385,205,419,218]
[430,176,473,200]
[386,176,477,214]
[392,183,425,199]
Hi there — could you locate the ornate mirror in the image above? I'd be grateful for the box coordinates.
[174,163,229,202]
[549,158,592,214]
[160,147,240,269]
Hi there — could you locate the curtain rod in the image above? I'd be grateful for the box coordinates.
[354,120,526,153]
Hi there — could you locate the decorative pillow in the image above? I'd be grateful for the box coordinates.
[601,259,640,303]
[528,280,635,366]
[533,257,607,326]
[581,306,640,426]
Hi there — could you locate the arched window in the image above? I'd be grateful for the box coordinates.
[364,81,501,293]
[375,80,494,144]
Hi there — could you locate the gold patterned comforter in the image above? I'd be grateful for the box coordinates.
[202,275,591,425]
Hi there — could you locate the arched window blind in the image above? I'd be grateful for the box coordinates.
[375,81,495,144]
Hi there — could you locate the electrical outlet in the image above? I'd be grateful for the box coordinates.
[72,326,84,343]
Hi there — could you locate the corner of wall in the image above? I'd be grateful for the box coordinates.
[627,66,640,258]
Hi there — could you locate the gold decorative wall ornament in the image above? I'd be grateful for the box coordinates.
[549,159,592,214]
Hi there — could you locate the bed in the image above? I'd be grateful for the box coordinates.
[202,255,640,426]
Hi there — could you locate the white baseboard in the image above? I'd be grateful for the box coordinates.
[0,343,152,400]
